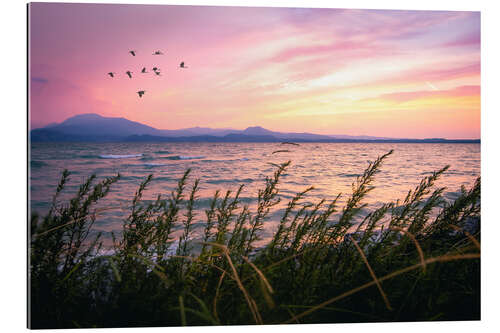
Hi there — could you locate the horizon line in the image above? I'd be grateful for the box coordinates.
[29,112,481,141]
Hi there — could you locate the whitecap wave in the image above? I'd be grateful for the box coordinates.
[99,154,143,159]
[179,155,205,160]
[163,155,205,160]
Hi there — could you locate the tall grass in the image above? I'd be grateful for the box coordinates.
[29,150,480,328]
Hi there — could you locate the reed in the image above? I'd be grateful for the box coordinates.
[29,151,481,328]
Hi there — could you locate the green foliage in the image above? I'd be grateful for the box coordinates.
[29,152,480,328]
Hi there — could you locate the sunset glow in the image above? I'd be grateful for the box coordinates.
[29,3,480,139]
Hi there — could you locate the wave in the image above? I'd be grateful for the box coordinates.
[205,178,253,184]
[195,196,255,208]
[201,157,250,163]
[154,150,171,154]
[162,155,205,160]
[143,163,166,167]
[338,173,360,178]
[79,154,97,159]
[115,175,146,181]
[31,160,48,168]
[99,154,143,159]
[179,155,205,160]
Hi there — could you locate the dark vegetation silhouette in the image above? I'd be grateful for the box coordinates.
[29,151,480,328]
[272,149,291,154]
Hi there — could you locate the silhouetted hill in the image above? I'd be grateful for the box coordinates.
[242,126,275,136]
[30,127,128,142]
[124,133,282,142]
[30,113,480,143]
[40,113,163,137]
[122,134,479,144]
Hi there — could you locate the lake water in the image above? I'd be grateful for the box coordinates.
[29,142,480,246]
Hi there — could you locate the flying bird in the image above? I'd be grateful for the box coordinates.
[153,50,164,55]
[153,70,161,76]
[271,150,291,154]
[152,67,160,72]
[180,62,188,68]
[137,90,146,98]
[107,72,115,78]
[141,67,148,73]
[129,50,136,56]
[126,71,133,78]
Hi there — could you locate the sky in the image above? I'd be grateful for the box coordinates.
[29,3,480,139]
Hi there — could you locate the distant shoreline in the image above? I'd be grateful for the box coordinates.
[30,114,480,144]
[30,136,480,144]
[30,131,480,144]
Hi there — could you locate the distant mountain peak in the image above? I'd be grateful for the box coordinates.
[244,126,267,130]
[30,113,479,143]
[243,126,274,135]
[67,113,104,120]
[60,113,107,125]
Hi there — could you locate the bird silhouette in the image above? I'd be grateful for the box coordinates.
[126,71,133,78]
[152,67,160,72]
[107,72,115,78]
[137,90,146,98]
[180,62,188,68]
[141,67,148,73]
[129,50,136,56]
[153,70,161,76]
[271,150,291,154]
[152,50,164,55]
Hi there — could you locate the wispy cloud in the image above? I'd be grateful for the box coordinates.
[28,4,480,138]
[373,85,479,103]
[443,32,481,48]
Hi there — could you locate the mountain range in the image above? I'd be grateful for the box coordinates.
[30,113,479,143]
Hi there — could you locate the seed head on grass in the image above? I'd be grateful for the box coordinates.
[29,151,481,328]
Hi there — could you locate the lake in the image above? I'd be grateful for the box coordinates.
[29,142,480,247]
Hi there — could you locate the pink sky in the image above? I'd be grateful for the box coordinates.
[29,3,480,139]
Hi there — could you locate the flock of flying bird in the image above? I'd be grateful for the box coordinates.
[106,51,301,152]
[107,50,188,98]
